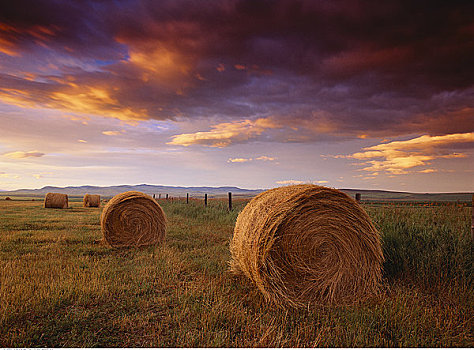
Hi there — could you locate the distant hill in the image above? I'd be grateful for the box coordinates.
[0,184,472,201]
[0,184,263,198]
[339,189,473,202]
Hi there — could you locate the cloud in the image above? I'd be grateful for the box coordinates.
[0,172,20,179]
[255,156,276,161]
[345,132,474,175]
[227,155,276,163]
[168,117,280,147]
[3,150,45,159]
[32,172,53,179]
[102,130,124,136]
[0,0,471,141]
[276,180,306,185]
[227,157,251,163]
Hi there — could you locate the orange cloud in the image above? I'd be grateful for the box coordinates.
[168,117,281,147]
[0,22,57,57]
[345,132,474,175]
[0,85,148,122]
[227,155,276,163]
[227,157,251,163]
[49,87,146,121]
[255,156,276,161]
[102,130,124,136]
[115,35,193,87]
[3,150,45,159]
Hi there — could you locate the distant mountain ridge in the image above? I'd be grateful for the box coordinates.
[0,184,472,201]
[1,184,263,198]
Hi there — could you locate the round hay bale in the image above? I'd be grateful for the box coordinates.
[44,193,68,209]
[100,191,166,248]
[230,184,383,307]
[5,197,11,200]
[83,194,100,207]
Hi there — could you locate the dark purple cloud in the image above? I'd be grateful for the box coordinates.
[0,0,473,139]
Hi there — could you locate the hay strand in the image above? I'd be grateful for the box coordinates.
[44,193,68,209]
[100,191,166,248]
[230,184,383,307]
[83,194,100,207]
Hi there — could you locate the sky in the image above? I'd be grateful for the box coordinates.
[0,0,473,192]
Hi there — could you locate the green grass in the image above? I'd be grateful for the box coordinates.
[0,198,472,347]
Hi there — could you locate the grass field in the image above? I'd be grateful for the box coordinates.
[0,197,472,347]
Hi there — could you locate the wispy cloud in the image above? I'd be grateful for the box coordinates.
[32,172,53,179]
[344,132,474,174]
[169,118,280,147]
[255,156,276,161]
[227,155,277,163]
[276,180,306,185]
[227,157,251,163]
[3,150,45,159]
[0,172,20,179]
[102,130,124,136]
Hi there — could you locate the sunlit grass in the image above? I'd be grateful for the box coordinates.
[0,198,471,347]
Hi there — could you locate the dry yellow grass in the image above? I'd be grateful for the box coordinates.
[44,193,68,209]
[230,184,384,307]
[100,191,166,248]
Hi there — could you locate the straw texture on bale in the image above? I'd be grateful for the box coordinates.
[44,193,68,209]
[230,184,383,307]
[101,191,166,248]
[83,194,100,207]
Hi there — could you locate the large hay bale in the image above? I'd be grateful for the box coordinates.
[5,197,11,200]
[230,184,383,307]
[83,194,100,207]
[100,191,166,248]
[44,193,68,209]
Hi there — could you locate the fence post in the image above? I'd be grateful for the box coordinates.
[355,193,361,202]
[153,194,155,199]
[187,193,189,204]
[159,194,161,199]
[228,192,232,211]
[166,194,168,200]
[204,193,208,207]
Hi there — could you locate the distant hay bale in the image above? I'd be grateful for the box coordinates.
[230,184,383,307]
[44,193,68,209]
[5,197,11,200]
[83,194,100,207]
[100,191,166,248]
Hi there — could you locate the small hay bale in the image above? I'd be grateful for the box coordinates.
[5,197,11,200]
[100,191,166,248]
[230,184,383,307]
[44,193,68,209]
[83,194,100,207]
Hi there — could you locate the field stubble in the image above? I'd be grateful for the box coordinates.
[0,197,472,347]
